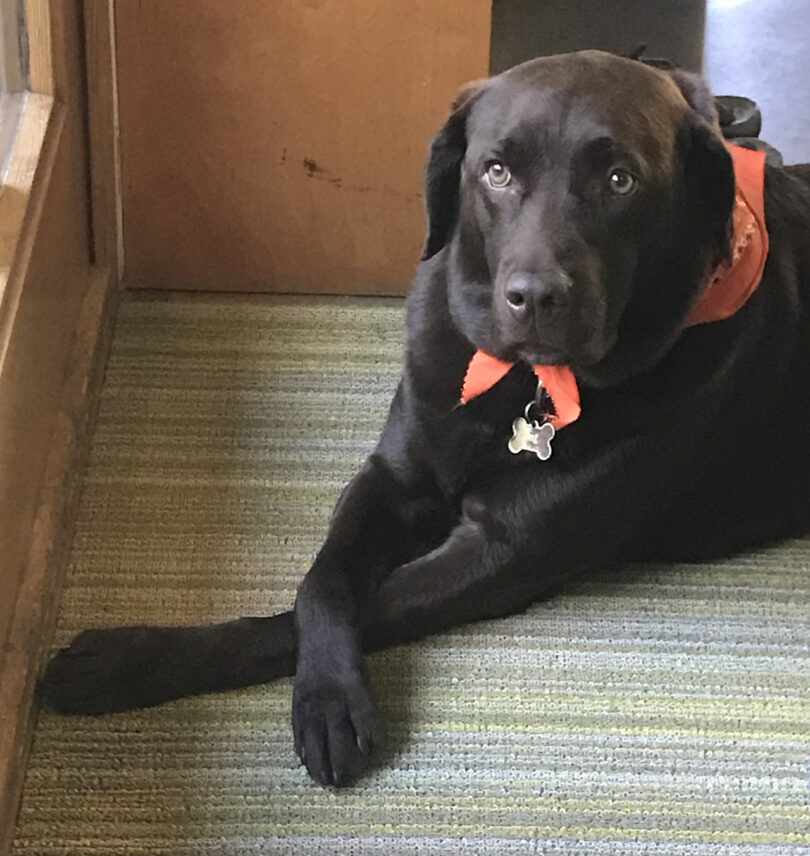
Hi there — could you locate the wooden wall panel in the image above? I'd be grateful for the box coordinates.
[85,0,123,275]
[0,0,87,679]
[116,0,491,294]
[0,1,112,844]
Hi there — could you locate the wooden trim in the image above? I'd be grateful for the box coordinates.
[0,268,116,852]
[0,92,54,314]
[0,0,58,315]
[0,97,59,363]
[0,0,26,92]
[0,92,24,181]
[84,0,123,276]
[0,1,113,847]
[0,0,54,95]
[25,0,53,95]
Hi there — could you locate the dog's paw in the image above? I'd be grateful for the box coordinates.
[38,626,177,714]
[292,666,386,787]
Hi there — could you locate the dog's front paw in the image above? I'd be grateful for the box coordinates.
[38,626,180,714]
[292,665,386,787]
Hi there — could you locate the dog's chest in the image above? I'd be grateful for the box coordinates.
[426,364,558,497]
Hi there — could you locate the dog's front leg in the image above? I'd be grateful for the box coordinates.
[364,429,703,657]
[291,450,439,785]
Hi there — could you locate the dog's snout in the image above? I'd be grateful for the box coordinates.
[505,272,570,320]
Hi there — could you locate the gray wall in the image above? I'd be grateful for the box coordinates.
[704,0,810,164]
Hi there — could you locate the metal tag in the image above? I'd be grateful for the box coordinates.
[508,403,555,461]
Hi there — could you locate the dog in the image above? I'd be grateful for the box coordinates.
[40,50,810,787]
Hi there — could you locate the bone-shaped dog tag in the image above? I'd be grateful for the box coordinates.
[508,415,555,461]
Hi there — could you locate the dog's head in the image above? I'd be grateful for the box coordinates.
[422,50,735,386]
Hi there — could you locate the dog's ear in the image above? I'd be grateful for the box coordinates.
[673,70,735,266]
[670,69,723,132]
[421,80,486,260]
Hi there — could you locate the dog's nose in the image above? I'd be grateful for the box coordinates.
[505,272,569,321]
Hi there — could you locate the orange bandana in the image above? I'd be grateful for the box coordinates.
[460,143,769,429]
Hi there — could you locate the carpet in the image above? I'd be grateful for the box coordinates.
[13,294,810,855]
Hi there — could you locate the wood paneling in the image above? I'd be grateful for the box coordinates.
[0,101,83,666]
[116,0,491,294]
[85,0,123,275]
[0,269,115,853]
[0,94,53,305]
[25,0,53,95]
[0,1,113,846]
[0,0,26,92]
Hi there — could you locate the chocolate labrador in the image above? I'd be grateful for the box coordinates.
[39,51,810,787]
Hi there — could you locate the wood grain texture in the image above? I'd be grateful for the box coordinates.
[0,269,116,856]
[25,0,53,95]
[116,0,491,294]
[0,0,26,92]
[0,93,54,303]
[0,1,110,847]
[84,0,123,275]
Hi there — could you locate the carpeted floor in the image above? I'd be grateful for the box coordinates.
[13,294,810,855]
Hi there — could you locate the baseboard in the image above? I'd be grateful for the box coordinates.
[0,265,118,853]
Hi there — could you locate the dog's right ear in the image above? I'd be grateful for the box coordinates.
[670,69,735,267]
[421,80,487,260]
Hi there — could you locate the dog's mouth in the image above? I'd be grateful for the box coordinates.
[510,329,616,369]
[515,346,571,366]
[489,338,601,368]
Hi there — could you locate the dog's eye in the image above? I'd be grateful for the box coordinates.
[485,161,512,188]
[608,168,636,195]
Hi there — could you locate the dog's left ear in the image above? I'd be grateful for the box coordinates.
[670,69,723,133]
[421,80,487,260]
[672,70,736,266]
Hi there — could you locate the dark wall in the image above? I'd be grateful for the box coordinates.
[490,0,706,73]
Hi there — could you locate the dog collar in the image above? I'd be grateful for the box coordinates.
[460,143,769,434]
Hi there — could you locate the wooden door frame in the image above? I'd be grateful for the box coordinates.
[0,2,119,848]
[84,0,123,278]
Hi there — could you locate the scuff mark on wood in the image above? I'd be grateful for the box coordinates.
[350,185,422,202]
[301,158,423,200]
[302,157,342,187]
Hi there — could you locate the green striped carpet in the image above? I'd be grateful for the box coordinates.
[13,294,810,855]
